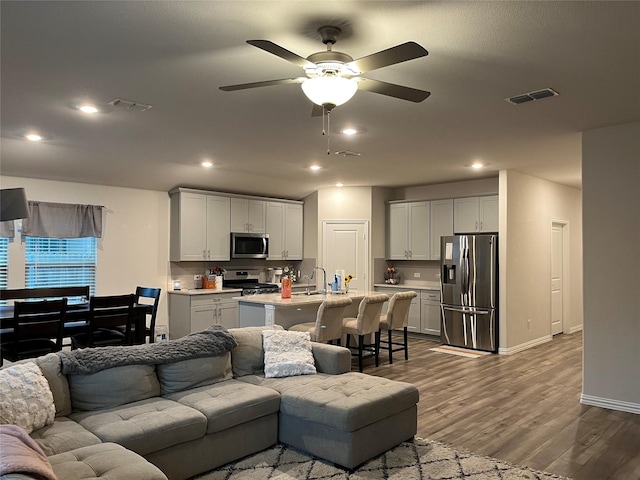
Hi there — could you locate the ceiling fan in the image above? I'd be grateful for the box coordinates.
[219,26,430,113]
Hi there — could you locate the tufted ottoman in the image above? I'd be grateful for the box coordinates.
[242,371,419,469]
[47,442,167,479]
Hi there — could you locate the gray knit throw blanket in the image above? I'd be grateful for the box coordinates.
[59,325,237,375]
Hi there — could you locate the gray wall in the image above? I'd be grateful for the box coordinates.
[581,121,640,413]
[499,170,583,353]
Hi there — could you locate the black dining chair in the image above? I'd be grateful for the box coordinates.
[0,298,67,365]
[135,286,161,343]
[70,294,135,349]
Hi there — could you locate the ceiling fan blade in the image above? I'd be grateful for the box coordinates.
[219,78,300,91]
[357,78,431,103]
[347,42,428,74]
[311,104,324,117]
[247,40,316,69]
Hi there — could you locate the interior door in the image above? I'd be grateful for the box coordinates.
[551,223,564,335]
[323,221,368,293]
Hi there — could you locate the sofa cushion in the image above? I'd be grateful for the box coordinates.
[36,353,72,417]
[164,379,280,434]
[69,397,207,456]
[239,372,419,432]
[48,442,167,480]
[0,363,55,433]
[30,416,101,456]
[157,353,232,396]
[262,330,316,378]
[229,325,284,377]
[68,364,160,411]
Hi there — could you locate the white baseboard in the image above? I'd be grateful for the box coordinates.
[569,324,583,334]
[581,394,640,415]
[498,335,552,355]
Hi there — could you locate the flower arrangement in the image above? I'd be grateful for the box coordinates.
[384,266,400,285]
[344,274,354,292]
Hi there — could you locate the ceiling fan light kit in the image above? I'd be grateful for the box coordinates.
[301,76,358,108]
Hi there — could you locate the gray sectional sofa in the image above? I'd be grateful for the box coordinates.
[0,325,419,480]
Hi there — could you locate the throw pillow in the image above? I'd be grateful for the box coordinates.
[262,330,316,378]
[0,362,56,433]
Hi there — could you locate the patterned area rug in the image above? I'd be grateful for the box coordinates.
[194,437,570,479]
[429,345,492,358]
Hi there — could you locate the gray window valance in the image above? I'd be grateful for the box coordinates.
[22,201,104,238]
[0,221,15,239]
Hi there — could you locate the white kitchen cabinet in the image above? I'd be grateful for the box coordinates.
[387,202,430,260]
[420,289,441,336]
[374,286,421,333]
[230,198,266,233]
[169,292,238,339]
[170,191,230,261]
[429,199,453,260]
[453,195,498,233]
[266,201,303,260]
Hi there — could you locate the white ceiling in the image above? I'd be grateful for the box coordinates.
[1,1,638,200]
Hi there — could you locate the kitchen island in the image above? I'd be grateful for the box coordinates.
[236,291,382,329]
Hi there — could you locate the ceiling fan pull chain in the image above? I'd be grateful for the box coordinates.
[326,109,331,155]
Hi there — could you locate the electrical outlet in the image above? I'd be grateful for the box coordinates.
[413,273,421,278]
[194,275,202,281]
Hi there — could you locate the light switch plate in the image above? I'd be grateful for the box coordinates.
[413,273,421,278]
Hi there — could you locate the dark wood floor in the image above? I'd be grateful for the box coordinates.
[358,332,640,480]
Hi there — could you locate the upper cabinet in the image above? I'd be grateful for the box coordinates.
[453,195,498,233]
[266,201,303,260]
[388,201,430,260]
[429,199,454,260]
[170,191,230,261]
[230,198,266,233]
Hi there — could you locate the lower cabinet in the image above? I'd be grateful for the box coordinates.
[420,289,441,336]
[169,292,238,339]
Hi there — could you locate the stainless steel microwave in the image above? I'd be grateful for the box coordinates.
[231,232,269,259]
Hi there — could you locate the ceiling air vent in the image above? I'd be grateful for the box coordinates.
[108,98,153,112]
[506,88,558,105]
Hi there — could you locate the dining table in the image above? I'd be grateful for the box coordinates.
[0,302,150,345]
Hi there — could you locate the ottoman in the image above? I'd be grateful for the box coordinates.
[243,372,419,469]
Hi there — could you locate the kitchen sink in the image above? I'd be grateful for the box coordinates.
[292,290,323,296]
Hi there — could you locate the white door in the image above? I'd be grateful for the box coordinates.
[323,221,368,293]
[551,223,564,335]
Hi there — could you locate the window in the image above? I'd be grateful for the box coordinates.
[25,237,97,302]
[0,238,8,299]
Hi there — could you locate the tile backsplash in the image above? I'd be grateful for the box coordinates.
[374,258,441,285]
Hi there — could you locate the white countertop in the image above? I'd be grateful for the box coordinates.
[374,282,440,290]
[236,290,382,307]
[168,288,243,296]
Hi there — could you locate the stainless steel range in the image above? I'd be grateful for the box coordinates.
[224,269,280,296]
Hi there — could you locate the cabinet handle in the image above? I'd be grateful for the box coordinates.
[479,221,483,231]
[475,221,478,231]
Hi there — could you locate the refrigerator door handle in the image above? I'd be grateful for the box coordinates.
[442,306,491,315]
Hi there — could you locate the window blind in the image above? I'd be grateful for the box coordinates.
[24,237,96,301]
[0,238,8,301]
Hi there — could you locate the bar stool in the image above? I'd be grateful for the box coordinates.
[341,294,389,372]
[378,291,417,363]
[289,297,352,344]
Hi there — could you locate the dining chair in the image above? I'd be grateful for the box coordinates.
[288,297,352,344]
[133,286,161,343]
[378,291,418,364]
[0,298,67,365]
[70,294,135,349]
[341,294,389,372]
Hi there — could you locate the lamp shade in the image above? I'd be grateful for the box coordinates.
[301,76,358,108]
[0,188,29,221]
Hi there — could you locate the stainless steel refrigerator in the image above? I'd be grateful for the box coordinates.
[440,234,498,352]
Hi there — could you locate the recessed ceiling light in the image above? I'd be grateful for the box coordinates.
[201,160,213,168]
[342,128,357,136]
[471,162,484,169]
[335,183,344,187]
[25,133,43,142]
[77,104,99,114]
[310,165,321,171]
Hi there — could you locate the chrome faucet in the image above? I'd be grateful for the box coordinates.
[310,266,327,294]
